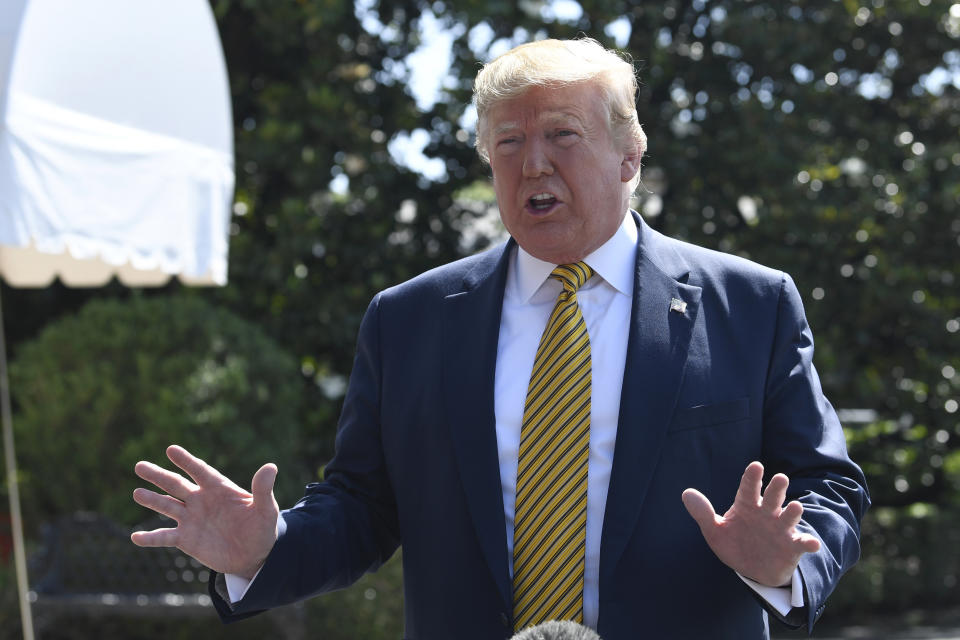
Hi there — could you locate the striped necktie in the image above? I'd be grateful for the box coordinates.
[512,261,593,632]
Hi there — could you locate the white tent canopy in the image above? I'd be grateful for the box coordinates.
[0,0,234,287]
[0,3,235,638]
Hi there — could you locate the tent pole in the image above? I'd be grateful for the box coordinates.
[0,287,35,640]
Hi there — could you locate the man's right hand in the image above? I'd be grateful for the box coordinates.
[131,445,280,580]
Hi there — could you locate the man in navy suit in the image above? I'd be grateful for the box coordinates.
[132,38,868,639]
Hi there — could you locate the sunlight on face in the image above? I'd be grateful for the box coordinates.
[487,83,640,264]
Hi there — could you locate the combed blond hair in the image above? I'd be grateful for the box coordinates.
[473,37,646,187]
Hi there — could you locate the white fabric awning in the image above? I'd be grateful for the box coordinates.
[0,0,235,287]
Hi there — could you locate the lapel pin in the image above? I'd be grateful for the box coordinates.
[670,297,687,314]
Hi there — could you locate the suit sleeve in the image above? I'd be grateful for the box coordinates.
[210,293,401,620]
[760,273,870,629]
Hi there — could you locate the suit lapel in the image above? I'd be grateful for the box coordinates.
[443,242,514,610]
[600,214,702,587]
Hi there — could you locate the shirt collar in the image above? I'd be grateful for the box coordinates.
[513,212,638,303]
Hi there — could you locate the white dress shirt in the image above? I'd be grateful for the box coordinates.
[228,212,802,621]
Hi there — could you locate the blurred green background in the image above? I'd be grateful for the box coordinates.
[2,0,958,637]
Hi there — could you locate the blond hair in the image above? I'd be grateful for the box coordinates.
[473,37,646,186]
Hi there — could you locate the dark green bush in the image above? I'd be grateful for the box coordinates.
[9,294,306,528]
[5,293,408,638]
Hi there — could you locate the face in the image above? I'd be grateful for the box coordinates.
[485,82,641,264]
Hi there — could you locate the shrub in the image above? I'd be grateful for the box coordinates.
[9,294,306,529]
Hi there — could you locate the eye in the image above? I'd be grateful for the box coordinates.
[551,129,578,142]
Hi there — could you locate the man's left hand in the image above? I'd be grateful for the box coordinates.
[682,461,821,587]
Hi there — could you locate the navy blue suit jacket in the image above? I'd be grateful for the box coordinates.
[212,213,869,639]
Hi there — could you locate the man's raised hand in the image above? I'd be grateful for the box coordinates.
[131,445,280,580]
[681,461,821,588]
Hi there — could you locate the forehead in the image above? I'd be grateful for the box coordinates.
[487,83,605,131]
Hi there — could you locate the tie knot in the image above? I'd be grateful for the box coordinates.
[551,262,593,293]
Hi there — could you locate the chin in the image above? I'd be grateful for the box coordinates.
[525,245,586,265]
[511,222,589,263]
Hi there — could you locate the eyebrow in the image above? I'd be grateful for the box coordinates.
[542,110,585,127]
[492,122,520,137]
[491,110,586,137]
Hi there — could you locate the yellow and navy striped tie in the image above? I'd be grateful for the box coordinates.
[512,261,593,632]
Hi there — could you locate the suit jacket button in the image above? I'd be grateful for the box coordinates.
[500,613,510,628]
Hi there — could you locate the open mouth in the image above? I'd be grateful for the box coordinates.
[528,193,558,212]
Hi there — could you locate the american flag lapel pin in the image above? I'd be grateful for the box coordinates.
[670,297,687,314]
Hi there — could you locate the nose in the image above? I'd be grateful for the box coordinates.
[522,137,554,177]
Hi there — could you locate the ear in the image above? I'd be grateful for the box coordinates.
[620,142,642,183]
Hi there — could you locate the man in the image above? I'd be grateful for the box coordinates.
[132,38,868,639]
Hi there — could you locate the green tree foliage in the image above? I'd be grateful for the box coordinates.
[9,295,305,527]
[392,0,960,502]
[205,0,500,467]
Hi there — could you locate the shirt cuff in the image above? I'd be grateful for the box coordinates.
[224,566,262,604]
[222,512,285,603]
[737,569,804,617]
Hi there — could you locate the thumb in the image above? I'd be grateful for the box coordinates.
[251,463,278,508]
[681,488,719,532]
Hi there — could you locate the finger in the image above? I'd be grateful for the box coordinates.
[132,487,186,521]
[780,500,805,529]
[734,461,764,506]
[761,473,789,513]
[251,463,278,509]
[795,532,822,554]
[135,460,197,500]
[131,527,179,548]
[682,488,720,532]
[166,445,222,488]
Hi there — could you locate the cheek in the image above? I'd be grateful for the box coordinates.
[589,156,626,193]
[491,170,518,199]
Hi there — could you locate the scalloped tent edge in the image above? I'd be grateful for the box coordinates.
[0,1,236,638]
